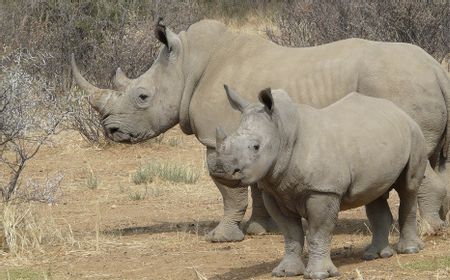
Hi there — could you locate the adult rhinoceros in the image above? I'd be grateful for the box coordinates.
[71,19,450,242]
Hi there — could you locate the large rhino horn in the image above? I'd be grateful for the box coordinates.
[70,53,113,113]
[113,67,132,90]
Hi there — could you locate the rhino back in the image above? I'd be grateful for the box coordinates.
[187,30,445,154]
[293,93,421,209]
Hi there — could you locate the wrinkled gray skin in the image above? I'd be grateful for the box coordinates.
[211,87,427,279]
[71,19,450,242]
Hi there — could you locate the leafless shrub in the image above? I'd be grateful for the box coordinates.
[21,173,64,204]
[1,0,203,146]
[1,0,202,87]
[66,90,108,146]
[197,0,275,19]
[0,50,64,202]
[267,0,450,61]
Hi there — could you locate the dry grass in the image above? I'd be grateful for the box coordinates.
[0,203,79,261]
[192,266,208,280]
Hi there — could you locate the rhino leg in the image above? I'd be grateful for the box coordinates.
[396,189,424,254]
[205,179,246,242]
[304,193,340,279]
[245,185,279,235]
[363,194,395,260]
[395,155,424,254]
[438,166,450,221]
[262,192,305,277]
[418,163,446,235]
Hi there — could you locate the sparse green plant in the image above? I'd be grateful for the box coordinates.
[132,161,200,185]
[85,167,98,189]
[132,168,154,185]
[168,137,180,147]
[157,163,199,184]
[128,186,148,201]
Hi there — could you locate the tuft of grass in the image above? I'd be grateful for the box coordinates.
[85,167,99,189]
[128,192,146,201]
[132,162,200,185]
[405,256,450,271]
[127,185,164,200]
[128,186,148,201]
[168,137,180,147]
[132,169,154,185]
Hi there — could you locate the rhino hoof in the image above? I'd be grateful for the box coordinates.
[304,270,339,279]
[245,217,279,235]
[401,247,420,254]
[363,245,394,260]
[304,262,339,279]
[380,247,395,258]
[272,255,305,277]
[396,238,424,254]
[205,221,244,243]
[420,217,447,235]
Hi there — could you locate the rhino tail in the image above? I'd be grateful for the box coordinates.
[436,66,450,170]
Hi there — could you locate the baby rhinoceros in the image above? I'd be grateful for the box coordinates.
[209,85,428,279]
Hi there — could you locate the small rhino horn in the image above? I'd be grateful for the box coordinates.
[113,67,132,90]
[216,126,227,149]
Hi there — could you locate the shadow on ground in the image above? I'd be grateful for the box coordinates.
[102,220,218,236]
[208,259,279,280]
[102,218,372,237]
[208,245,367,280]
[334,218,371,235]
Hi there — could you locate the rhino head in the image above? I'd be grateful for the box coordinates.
[209,85,281,187]
[71,18,185,143]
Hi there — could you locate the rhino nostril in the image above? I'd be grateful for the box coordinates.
[233,168,241,174]
[109,127,119,134]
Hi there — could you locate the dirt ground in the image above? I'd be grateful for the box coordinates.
[1,127,450,280]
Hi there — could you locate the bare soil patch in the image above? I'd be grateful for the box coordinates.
[1,127,450,280]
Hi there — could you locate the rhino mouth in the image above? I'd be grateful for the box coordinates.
[106,127,155,144]
[209,173,245,188]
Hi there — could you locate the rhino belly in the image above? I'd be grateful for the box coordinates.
[340,182,394,211]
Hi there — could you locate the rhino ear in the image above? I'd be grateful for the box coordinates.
[154,17,178,53]
[258,88,274,113]
[223,84,249,112]
[155,17,169,47]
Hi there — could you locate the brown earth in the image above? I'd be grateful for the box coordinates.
[1,127,450,280]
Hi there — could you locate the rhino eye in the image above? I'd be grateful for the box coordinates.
[253,144,260,151]
[139,94,149,101]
